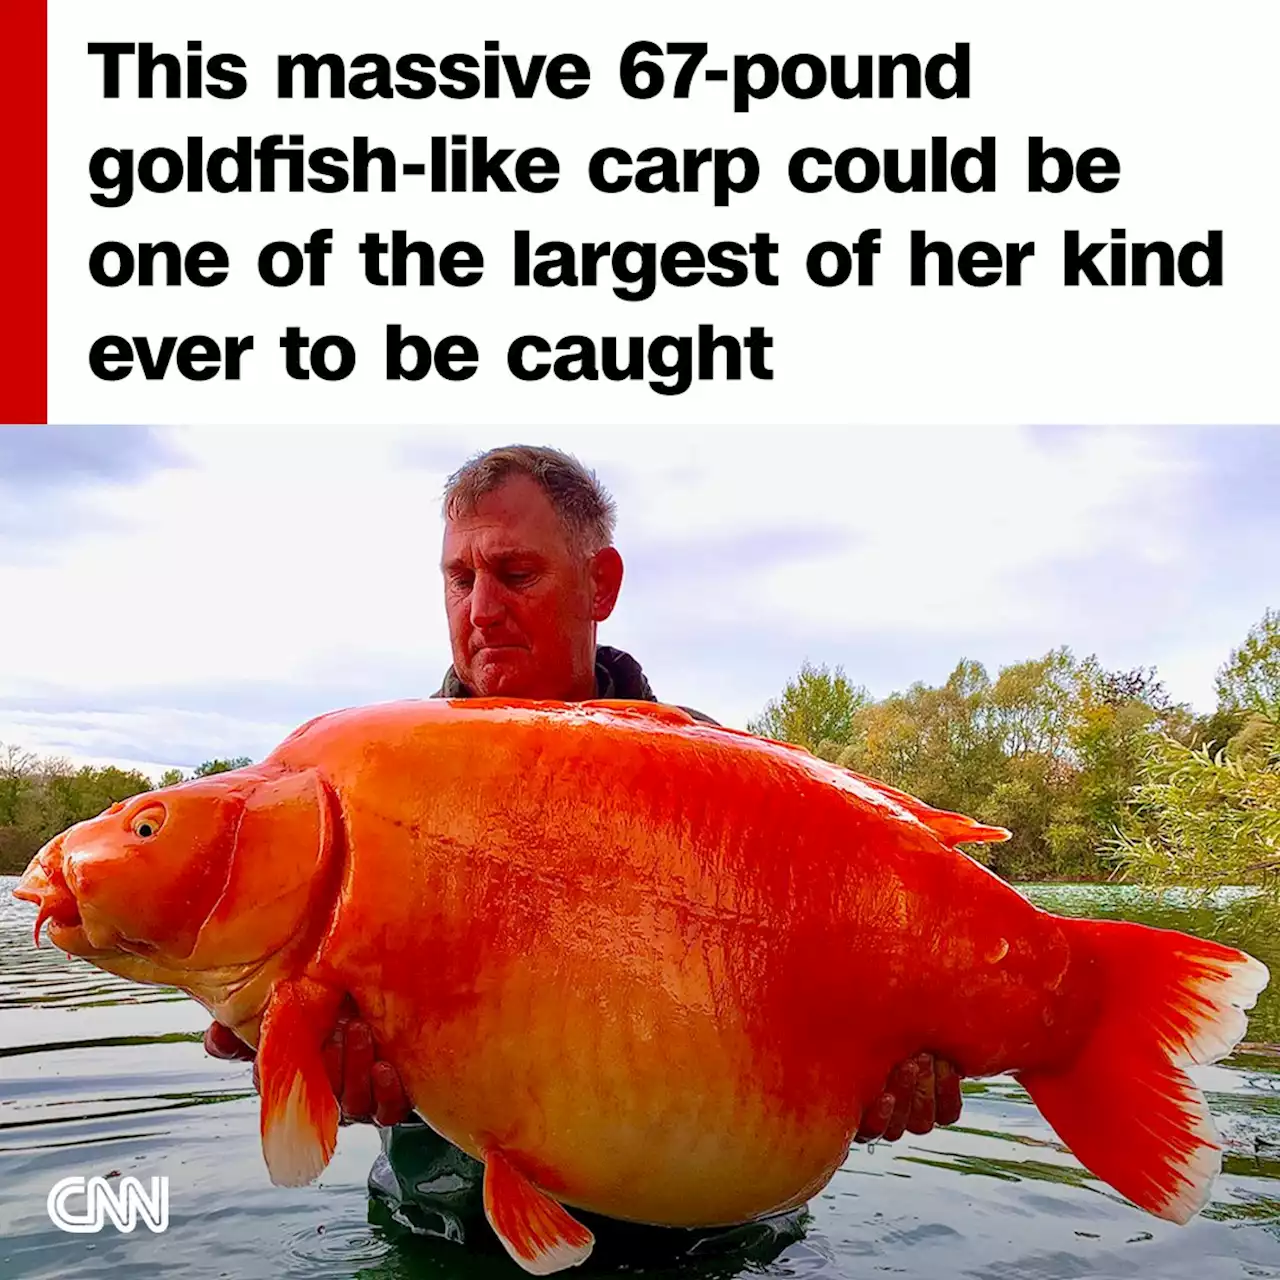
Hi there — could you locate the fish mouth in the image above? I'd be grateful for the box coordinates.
[14,851,84,948]
[14,859,155,961]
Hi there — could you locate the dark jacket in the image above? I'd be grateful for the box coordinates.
[435,644,718,725]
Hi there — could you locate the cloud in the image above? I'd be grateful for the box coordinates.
[610,425,1278,722]
[0,425,187,490]
[394,433,490,477]
[0,424,1274,771]
[1178,426,1280,540]
[0,426,189,564]
[0,650,445,771]
[623,524,859,592]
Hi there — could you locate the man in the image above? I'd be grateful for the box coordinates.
[207,444,963,1258]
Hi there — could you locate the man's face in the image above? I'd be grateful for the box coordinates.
[441,475,621,700]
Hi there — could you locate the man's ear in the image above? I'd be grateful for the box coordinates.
[589,547,624,622]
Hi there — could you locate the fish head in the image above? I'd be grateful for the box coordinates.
[13,766,337,996]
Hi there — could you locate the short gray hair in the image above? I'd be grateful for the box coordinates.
[442,445,617,552]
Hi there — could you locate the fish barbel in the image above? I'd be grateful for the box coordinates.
[13,699,1269,1273]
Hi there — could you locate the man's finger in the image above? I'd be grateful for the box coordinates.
[340,1020,375,1121]
[935,1058,964,1127]
[204,1021,255,1062]
[322,1024,345,1101]
[882,1060,918,1143]
[905,1053,937,1134]
[883,1110,910,1143]
[853,1091,894,1143]
[371,1060,412,1128]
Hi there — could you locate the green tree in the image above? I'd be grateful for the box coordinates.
[1215,606,1280,716]
[839,693,923,785]
[747,662,869,755]
[827,651,1083,876]
[1062,661,1186,868]
[0,744,38,828]
[40,765,154,838]
[837,659,1002,821]
[982,755,1066,879]
[1181,704,1250,756]
[193,756,253,777]
[756,648,1188,883]
[988,648,1078,760]
[158,768,186,787]
[0,749,155,875]
[977,649,1083,876]
[1115,708,1280,897]
[0,744,41,872]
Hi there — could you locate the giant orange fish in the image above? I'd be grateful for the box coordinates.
[14,699,1269,1273]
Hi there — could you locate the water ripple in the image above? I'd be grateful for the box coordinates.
[281,1219,397,1276]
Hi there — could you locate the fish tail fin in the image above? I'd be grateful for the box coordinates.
[1018,917,1268,1224]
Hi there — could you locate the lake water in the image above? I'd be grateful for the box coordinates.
[3,878,1280,1280]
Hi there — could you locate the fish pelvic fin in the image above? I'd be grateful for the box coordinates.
[482,1147,594,1275]
[257,977,345,1188]
[1018,918,1269,1225]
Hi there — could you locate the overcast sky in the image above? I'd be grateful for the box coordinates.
[0,425,1274,776]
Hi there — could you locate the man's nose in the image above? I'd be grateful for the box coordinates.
[469,575,505,628]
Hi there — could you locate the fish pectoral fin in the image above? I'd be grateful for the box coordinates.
[481,1147,594,1275]
[257,977,344,1188]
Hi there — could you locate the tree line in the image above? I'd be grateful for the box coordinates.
[748,607,1280,886]
[0,756,250,875]
[2,608,1276,886]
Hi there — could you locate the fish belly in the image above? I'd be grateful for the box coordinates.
[379,954,860,1225]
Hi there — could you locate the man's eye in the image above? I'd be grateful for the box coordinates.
[450,573,475,590]
[505,571,533,586]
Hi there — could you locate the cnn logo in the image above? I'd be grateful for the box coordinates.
[47,1175,169,1234]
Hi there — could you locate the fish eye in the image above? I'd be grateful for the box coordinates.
[130,805,167,839]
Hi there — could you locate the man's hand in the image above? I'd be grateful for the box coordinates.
[320,1009,413,1126]
[203,997,412,1127]
[853,1053,962,1144]
[204,1018,256,1063]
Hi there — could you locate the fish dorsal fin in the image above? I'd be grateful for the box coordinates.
[712,727,1010,847]
[706,723,823,757]
[842,769,1010,847]
[578,700,695,726]
[482,1147,594,1274]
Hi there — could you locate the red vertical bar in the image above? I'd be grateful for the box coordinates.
[1,0,47,424]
